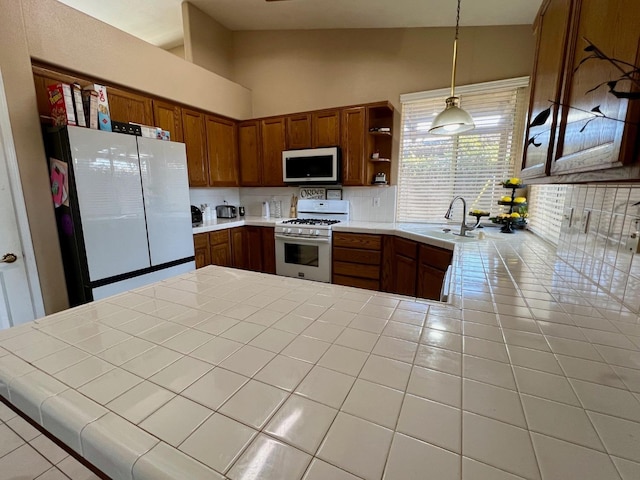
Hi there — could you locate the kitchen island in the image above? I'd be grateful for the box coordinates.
[1,231,639,480]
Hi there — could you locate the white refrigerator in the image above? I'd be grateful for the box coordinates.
[45,126,195,305]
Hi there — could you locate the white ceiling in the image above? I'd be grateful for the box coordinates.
[56,0,542,49]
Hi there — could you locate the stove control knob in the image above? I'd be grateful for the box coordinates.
[314,230,320,236]
[297,228,303,235]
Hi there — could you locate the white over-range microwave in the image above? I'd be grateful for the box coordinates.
[282,146,340,184]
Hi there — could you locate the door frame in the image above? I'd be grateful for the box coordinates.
[0,68,45,319]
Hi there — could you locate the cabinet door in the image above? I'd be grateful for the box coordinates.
[211,243,232,267]
[107,87,153,125]
[182,108,208,187]
[552,0,640,175]
[341,107,367,186]
[245,227,263,272]
[230,227,246,269]
[286,114,312,149]
[261,227,276,274]
[312,110,341,147]
[239,121,262,186]
[261,118,287,186]
[193,234,211,269]
[521,0,572,179]
[206,115,239,187]
[153,100,183,142]
[416,264,446,301]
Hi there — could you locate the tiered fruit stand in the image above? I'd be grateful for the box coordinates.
[491,179,528,234]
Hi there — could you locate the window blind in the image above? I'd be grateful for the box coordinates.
[528,184,568,245]
[397,78,529,223]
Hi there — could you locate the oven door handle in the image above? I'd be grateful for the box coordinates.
[274,234,331,244]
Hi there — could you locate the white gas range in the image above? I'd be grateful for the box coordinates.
[274,199,349,283]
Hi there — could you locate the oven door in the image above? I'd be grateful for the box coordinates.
[275,234,331,283]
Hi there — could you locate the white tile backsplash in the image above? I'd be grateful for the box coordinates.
[189,188,241,210]
[191,184,398,222]
[553,184,640,315]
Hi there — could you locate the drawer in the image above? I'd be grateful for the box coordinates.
[333,232,381,250]
[333,274,380,291]
[333,247,381,265]
[418,244,453,271]
[209,229,230,246]
[333,261,380,280]
[193,233,209,249]
[394,237,418,259]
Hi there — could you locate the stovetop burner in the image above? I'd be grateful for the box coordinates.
[281,218,341,226]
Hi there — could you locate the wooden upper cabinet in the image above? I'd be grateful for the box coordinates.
[312,109,340,147]
[261,118,287,186]
[182,108,208,187]
[153,100,183,142]
[551,0,640,176]
[107,87,153,125]
[521,0,573,179]
[205,115,239,187]
[239,120,262,186]
[341,107,367,186]
[286,114,312,149]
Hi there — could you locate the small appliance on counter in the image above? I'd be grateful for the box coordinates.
[216,202,237,219]
[373,172,387,185]
[191,205,203,226]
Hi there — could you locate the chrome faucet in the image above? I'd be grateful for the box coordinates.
[444,196,476,237]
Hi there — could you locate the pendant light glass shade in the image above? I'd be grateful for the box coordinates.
[429,0,475,136]
[429,96,475,135]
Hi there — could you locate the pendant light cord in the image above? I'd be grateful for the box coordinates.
[450,0,462,98]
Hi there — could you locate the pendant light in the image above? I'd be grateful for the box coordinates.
[429,0,475,135]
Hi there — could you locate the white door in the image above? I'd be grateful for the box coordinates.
[137,137,193,266]
[0,70,44,329]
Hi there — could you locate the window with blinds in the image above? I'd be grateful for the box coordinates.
[397,78,530,222]
[527,184,568,245]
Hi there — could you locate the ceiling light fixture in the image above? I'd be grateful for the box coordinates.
[429,0,475,135]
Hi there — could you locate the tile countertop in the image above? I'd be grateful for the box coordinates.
[193,216,486,251]
[2,233,640,480]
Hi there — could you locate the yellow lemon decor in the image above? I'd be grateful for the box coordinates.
[514,197,527,203]
[500,196,513,202]
[510,212,521,218]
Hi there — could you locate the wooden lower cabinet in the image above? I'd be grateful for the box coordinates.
[209,230,232,267]
[261,228,276,274]
[416,244,453,300]
[381,236,418,297]
[230,227,246,269]
[193,233,211,269]
[193,226,275,273]
[245,226,276,274]
[332,232,382,290]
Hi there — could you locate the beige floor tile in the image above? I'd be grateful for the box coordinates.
[531,433,620,480]
[228,434,312,480]
[358,354,411,391]
[318,412,393,480]
[0,444,52,479]
[342,379,404,429]
[397,394,461,453]
[139,396,212,447]
[463,412,540,480]
[588,411,640,463]
[513,366,580,406]
[383,433,460,480]
[295,366,356,409]
[179,413,257,474]
[463,355,516,390]
[462,457,528,480]
[521,394,604,450]
[463,379,526,427]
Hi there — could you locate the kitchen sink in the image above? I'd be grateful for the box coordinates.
[397,223,501,242]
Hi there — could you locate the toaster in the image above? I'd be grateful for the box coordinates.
[216,204,237,218]
[191,205,203,226]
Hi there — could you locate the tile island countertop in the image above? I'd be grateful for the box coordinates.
[1,232,640,480]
